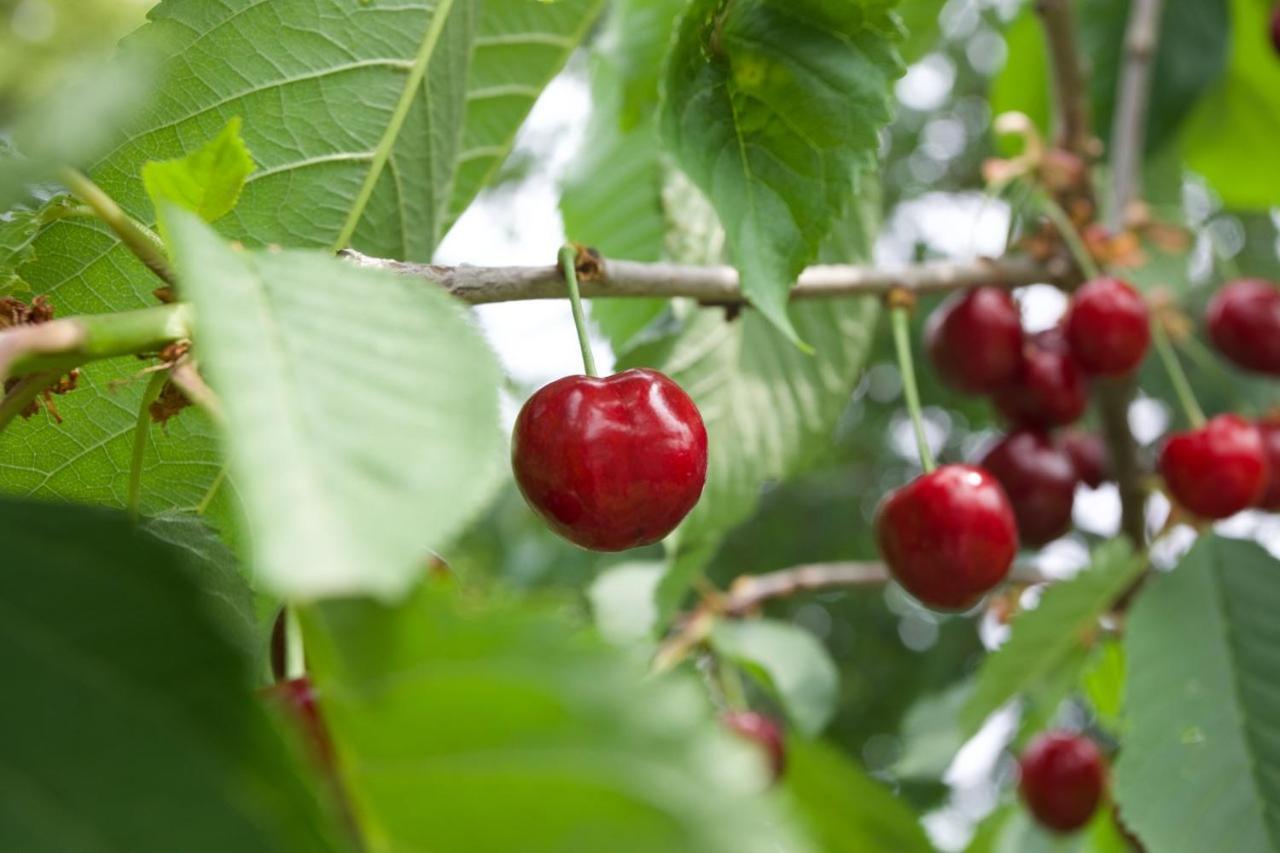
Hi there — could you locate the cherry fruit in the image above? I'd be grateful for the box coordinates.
[926,287,1024,394]
[980,430,1078,547]
[1255,417,1280,510]
[875,465,1019,610]
[993,328,1088,428]
[1019,732,1106,834]
[721,710,786,781]
[1158,414,1269,519]
[512,368,708,551]
[1059,430,1110,489]
[1205,279,1280,375]
[1064,277,1150,376]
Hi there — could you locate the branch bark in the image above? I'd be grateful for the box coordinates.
[1036,0,1095,156]
[1108,0,1165,230]
[340,250,1067,305]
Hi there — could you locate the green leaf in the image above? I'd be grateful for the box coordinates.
[711,618,839,737]
[0,498,338,852]
[301,584,810,853]
[1183,0,1280,209]
[1114,534,1280,852]
[588,561,666,645]
[661,0,903,344]
[446,0,606,226]
[892,680,973,780]
[142,118,256,225]
[896,0,947,64]
[164,209,504,601]
[784,739,932,852]
[0,208,40,294]
[960,541,1145,736]
[1080,638,1125,735]
[967,806,1131,853]
[0,0,475,525]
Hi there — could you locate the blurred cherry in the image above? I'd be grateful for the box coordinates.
[993,328,1088,428]
[1064,277,1150,376]
[1019,732,1106,833]
[1060,430,1110,488]
[1159,414,1269,519]
[1255,416,1280,510]
[980,430,1078,547]
[1205,279,1280,375]
[925,287,1024,394]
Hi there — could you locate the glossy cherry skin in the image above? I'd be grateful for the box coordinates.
[1019,732,1106,834]
[926,287,1024,394]
[1255,417,1280,510]
[1064,277,1150,376]
[1060,430,1110,489]
[875,465,1019,610]
[993,328,1088,428]
[980,430,1078,547]
[512,368,707,551]
[722,711,786,781]
[1158,414,1269,519]
[1205,279,1280,375]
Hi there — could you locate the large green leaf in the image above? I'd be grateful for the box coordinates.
[301,584,810,852]
[960,541,1145,736]
[1183,0,1280,210]
[661,0,902,343]
[784,740,932,852]
[0,498,338,852]
[164,210,504,601]
[0,0,474,527]
[1114,534,1280,852]
[446,0,606,226]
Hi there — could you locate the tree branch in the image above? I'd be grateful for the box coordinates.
[1036,0,1094,156]
[1108,0,1165,231]
[340,250,1067,305]
[0,304,192,382]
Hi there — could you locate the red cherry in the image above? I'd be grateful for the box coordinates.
[721,711,786,781]
[1019,732,1106,833]
[1064,277,1150,376]
[1205,279,1280,375]
[979,430,1077,547]
[1158,414,1269,519]
[1059,430,1110,489]
[875,464,1019,610]
[263,676,334,767]
[993,328,1088,428]
[1254,417,1280,510]
[925,287,1024,394]
[512,368,707,551]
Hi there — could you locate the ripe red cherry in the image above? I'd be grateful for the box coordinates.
[1254,417,1280,510]
[1019,732,1106,833]
[1064,277,1150,376]
[925,287,1024,394]
[512,368,707,551]
[1205,279,1280,375]
[263,676,334,767]
[1059,430,1110,488]
[721,711,786,781]
[1158,414,1269,519]
[875,464,1019,610]
[993,328,1088,428]
[979,430,1077,547]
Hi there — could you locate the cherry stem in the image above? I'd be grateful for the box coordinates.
[58,167,176,286]
[890,305,937,473]
[1151,321,1206,429]
[1035,189,1101,281]
[284,606,305,680]
[558,244,598,377]
[127,370,170,522]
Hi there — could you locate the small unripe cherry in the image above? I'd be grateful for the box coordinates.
[993,328,1088,429]
[1019,732,1106,833]
[925,287,1024,394]
[979,430,1078,547]
[721,711,786,781]
[1159,414,1269,519]
[1205,279,1280,375]
[1064,277,1150,376]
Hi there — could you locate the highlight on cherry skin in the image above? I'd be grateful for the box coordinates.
[511,368,708,551]
[1018,731,1107,834]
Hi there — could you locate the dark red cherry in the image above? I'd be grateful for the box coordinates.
[1059,430,1110,489]
[1064,277,1150,376]
[1272,4,1280,55]
[875,464,1019,610]
[979,430,1077,547]
[263,676,334,767]
[925,287,1024,394]
[993,328,1088,428]
[721,711,786,781]
[512,368,707,551]
[1158,414,1269,519]
[1019,732,1106,833]
[1255,416,1280,510]
[1205,279,1280,375]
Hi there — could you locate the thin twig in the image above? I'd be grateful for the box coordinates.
[1107,0,1165,231]
[58,167,176,287]
[1036,0,1094,156]
[340,250,1067,305]
[169,359,226,424]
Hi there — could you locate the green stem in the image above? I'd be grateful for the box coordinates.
[195,464,228,516]
[5,304,192,379]
[1152,322,1206,428]
[331,0,456,252]
[58,167,175,286]
[0,372,60,431]
[1035,189,1101,280]
[127,371,170,522]
[558,244,598,377]
[890,305,936,472]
